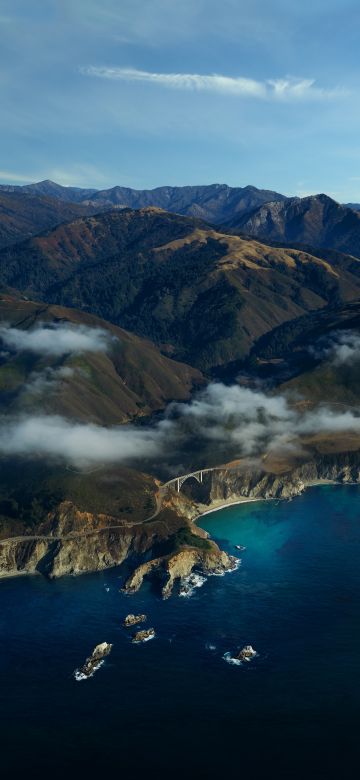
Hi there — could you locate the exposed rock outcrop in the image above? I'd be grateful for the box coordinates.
[124,541,237,599]
[75,642,113,680]
[1,451,360,584]
[237,645,257,662]
[124,614,147,627]
[0,500,183,580]
[132,628,155,643]
[172,451,360,520]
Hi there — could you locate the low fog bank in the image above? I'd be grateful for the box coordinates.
[0,322,115,356]
[0,382,359,472]
[311,329,360,366]
[0,415,163,465]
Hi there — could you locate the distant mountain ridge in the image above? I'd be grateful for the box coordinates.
[0,179,98,204]
[226,194,360,258]
[0,180,287,223]
[0,190,99,249]
[2,179,360,258]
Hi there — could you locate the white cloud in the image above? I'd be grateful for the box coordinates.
[43,165,107,188]
[0,323,115,357]
[23,367,75,398]
[0,415,162,464]
[0,165,106,188]
[81,66,344,102]
[0,170,38,184]
[311,330,360,366]
[165,382,360,457]
[1,381,359,467]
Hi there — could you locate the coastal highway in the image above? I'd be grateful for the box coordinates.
[0,485,171,546]
[0,463,245,547]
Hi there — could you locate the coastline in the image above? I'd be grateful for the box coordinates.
[0,479,353,582]
[195,478,338,521]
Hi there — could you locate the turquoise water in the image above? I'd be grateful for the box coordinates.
[1,485,360,778]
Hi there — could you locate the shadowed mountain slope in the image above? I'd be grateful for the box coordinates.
[1,208,360,371]
[0,295,202,423]
[345,203,360,212]
[248,299,360,406]
[0,190,100,249]
[227,194,360,259]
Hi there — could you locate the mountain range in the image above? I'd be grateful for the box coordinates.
[2,177,360,581]
[2,179,360,262]
[2,207,360,371]
[0,179,286,222]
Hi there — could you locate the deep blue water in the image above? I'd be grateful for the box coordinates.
[1,485,360,779]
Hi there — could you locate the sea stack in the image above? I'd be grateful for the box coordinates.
[124,613,147,627]
[237,645,257,662]
[132,628,155,643]
[75,642,113,679]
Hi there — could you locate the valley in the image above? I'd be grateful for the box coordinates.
[1,182,360,594]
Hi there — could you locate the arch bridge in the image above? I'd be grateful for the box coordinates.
[163,468,214,493]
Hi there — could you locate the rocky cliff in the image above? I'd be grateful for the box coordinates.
[124,542,236,599]
[0,498,183,580]
[202,451,360,505]
[1,451,360,590]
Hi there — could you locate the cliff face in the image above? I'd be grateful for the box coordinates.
[1,451,360,587]
[204,451,360,505]
[124,542,235,599]
[0,500,182,580]
[0,524,134,579]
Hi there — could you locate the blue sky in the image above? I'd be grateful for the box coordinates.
[1,0,360,199]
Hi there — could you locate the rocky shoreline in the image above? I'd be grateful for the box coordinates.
[1,451,360,588]
[123,544,239,599]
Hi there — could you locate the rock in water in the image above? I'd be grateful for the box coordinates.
[237,645,257,662]
[132,628,155,643]
[124,613,147,627]
[75,642,113,680]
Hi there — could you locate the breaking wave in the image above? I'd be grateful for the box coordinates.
[179,572,207,597]
[74,659,105,681]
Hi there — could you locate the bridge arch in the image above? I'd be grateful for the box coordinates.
[175,470,204,492]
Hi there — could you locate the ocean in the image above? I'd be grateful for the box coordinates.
[1,484,359,779]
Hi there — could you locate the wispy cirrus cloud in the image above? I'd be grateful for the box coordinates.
[0,165,108,188]
[81,66,345,102]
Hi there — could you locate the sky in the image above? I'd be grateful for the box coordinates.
[1,0,360,199]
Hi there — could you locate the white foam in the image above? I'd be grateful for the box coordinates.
[74,671,88,681]
[179,572,207,597]
[206,643,216,651]
[209,557,241,577]
[74,659,104,681]
[223,647,258,666]
[133,633,155,643]
[223,652,242,666]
